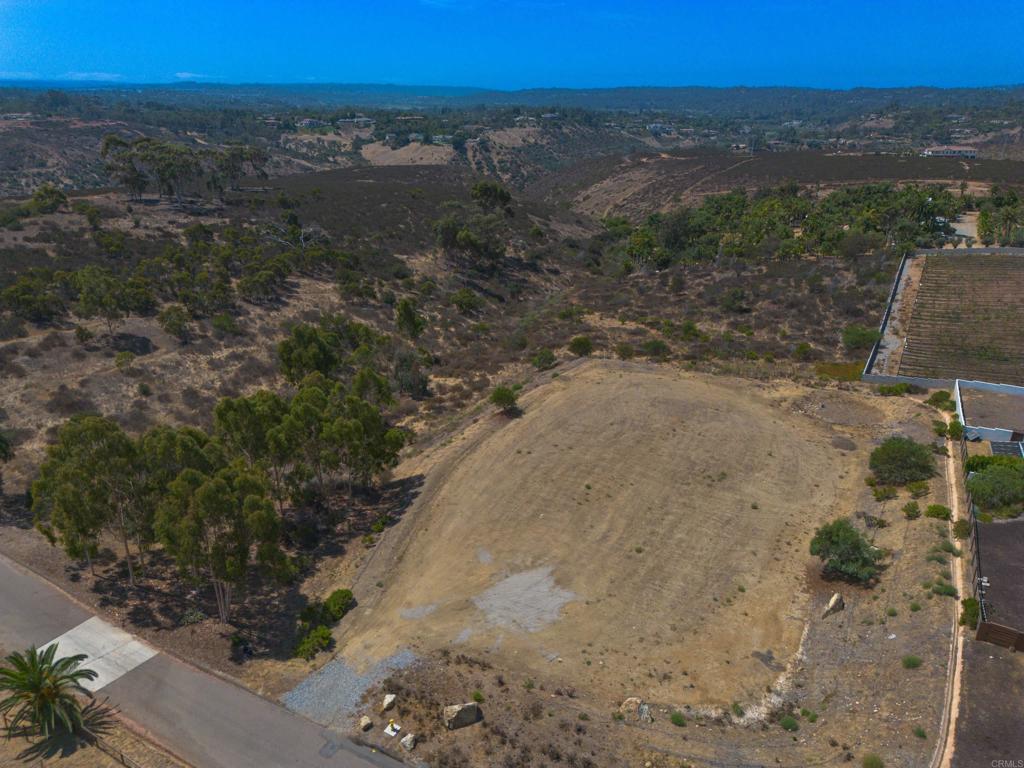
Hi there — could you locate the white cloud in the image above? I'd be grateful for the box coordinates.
[174,71,215,80]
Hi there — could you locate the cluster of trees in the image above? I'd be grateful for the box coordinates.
[1,224,357,333]
[432,181,514,265]
[810,518,882,583]
[101,135,268,202]
[600,182,963,273]
[31,367,405,623]
[964,455,1024,518]
[977,187,1024,246]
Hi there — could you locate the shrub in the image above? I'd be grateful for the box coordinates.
[490,386,518,413]
[952,519,971,539]
[792,341,815,361]
[137,382,152,397]
[862,755,885,768]
[323,588,354,622]
[913,726,926,739]
[869,437,935,485]
[902,501,921,520]
[640,339,671,360]
[910,602,921,612]
[212,313,242,337]
[779,715,799,732]
[114,350,135,373]
[932,420,948,438]
[842,324,881,350]
[924,504,951,521]
[568,336,593,356]
[531,348,556,370]
[907,480,930,499]
[872,486,897,501]
[809,518,881,583]
[947,420,963,441]
[878,383,911,396]
[966,463,1024,517]
[448,288,484,315]
[932,582,958,598]
[615,342,635,360]
[670,710,686,727]
[959,597,980,629]
[731,702,744,717]
[74,325,94,344]
[294,625,333,660]
[926,390,956,412]
[901,655,922,669]
[472,690,484,703]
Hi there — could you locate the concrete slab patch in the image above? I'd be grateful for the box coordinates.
[472,567,576,633]
[41,616,157,692]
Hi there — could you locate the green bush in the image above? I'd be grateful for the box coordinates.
[842,324,881,350]
[531,348,556,370]
[966,463,1024,517]
[615,342,635,360]
[926,391,956,412]
[568,336,594,356]
[960,597,980,629]
[869,437,935,485]
[294,625,333,660]
[947,419,964,440]
[779,715,799,732]
[932,582,958,598]
[641,339,671,360]
[809,518,882,583]
[924,504,951,521]
[448,288,484,315]
[878,383,910,396]
[902,501,921,520]
[670,710,686,727]
[862,754,885,768]
[952,519,971,539]
[913,726,926,739]
[472,690,484,703]
[872,486,897,501]
[731,702,744,717]
[901,655,922,669]
[490,386,518,413]
[212,313,242,337]
[907,480,930,499]
[324,589,354,622]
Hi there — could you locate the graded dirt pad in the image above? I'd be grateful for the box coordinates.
[338,360,861,708]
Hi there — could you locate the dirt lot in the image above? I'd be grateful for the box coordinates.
[316,361,955,766]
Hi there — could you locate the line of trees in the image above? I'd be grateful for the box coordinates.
[31,367,405,623]
[101,136,269,202]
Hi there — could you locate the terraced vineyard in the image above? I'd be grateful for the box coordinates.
[898,253,1024,384]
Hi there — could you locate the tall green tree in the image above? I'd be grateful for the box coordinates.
[395,298,425,339]
[155,461,287,623]
[0,645,97,738]
[32,416,143,583]
[277,324,341,382]
[213,391,288,467]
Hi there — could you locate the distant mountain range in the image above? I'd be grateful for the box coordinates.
[3,81,1024,118]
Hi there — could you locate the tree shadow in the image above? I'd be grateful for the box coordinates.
[14,698,117,762]
[0,491,33,529]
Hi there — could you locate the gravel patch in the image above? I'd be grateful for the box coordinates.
[281,650,417,728]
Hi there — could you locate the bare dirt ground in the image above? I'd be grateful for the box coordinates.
[311,361,954,766]
[360,141,455,166]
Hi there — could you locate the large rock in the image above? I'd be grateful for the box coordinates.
[359,715,373,732]
[400,733,417,752]
[381,693,396,712]
[443,702,481,730]
[822,592,845,619]
[619,697,643,718]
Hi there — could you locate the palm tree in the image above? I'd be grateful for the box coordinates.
[0,645,97,738]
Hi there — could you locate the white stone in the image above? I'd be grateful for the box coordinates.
[382,693,397,712]
[822,592,844,619]
[359,715,373,732]
[400,733,416,751]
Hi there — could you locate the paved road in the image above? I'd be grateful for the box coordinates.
[0,554,403,768]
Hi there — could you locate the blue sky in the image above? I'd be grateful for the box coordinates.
[1,0,1022,89]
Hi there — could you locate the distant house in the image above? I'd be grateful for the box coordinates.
[922,145,978,159]
[432,134,454,145]
[408,132,424,143]
[297,118,328,130]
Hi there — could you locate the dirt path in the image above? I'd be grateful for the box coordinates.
[934,422,967,768]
